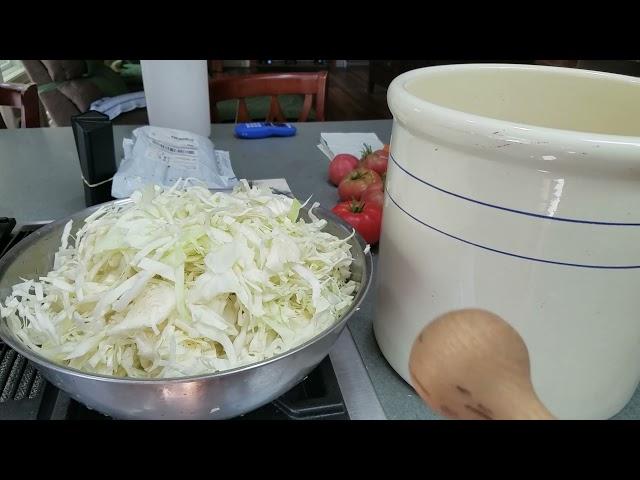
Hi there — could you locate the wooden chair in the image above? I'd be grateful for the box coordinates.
[209,71,328,123]
[0,82,40,128]
[208,60,225,76]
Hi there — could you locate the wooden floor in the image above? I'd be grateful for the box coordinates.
[325,66,392,121]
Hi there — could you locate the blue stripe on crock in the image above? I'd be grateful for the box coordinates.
[386,191,640,269]
[390,154,640,226]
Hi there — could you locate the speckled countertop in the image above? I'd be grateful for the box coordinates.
[1,119,638,420]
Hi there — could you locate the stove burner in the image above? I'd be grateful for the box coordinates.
[0,220,349,420]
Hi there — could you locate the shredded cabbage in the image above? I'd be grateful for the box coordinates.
[0,180,358,378]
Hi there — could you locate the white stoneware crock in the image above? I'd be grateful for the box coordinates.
[375,63,640,420]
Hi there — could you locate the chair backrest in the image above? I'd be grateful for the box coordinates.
[209,71,328,123]
[0,82,40,128]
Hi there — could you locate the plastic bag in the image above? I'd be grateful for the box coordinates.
[111,126,238,199]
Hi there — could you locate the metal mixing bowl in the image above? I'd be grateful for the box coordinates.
[0,199,372,419]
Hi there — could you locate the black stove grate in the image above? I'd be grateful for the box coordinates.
[0,345,46,402]
[0,219,349,420]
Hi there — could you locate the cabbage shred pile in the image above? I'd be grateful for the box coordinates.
[0,180,358,378]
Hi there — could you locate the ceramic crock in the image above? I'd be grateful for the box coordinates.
[375,63,640,419]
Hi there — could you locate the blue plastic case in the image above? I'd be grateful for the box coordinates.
[235,122,297,139]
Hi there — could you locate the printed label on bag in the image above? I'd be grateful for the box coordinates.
[144,145,198,170]
[146,129,199,157]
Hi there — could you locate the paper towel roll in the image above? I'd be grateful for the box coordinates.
[140,60,211,138]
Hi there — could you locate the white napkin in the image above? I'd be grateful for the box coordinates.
[317,132,385,160]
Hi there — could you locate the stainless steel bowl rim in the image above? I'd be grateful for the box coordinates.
[0,197,373,385]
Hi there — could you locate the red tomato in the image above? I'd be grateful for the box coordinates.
[365,181,384,193]
[338,167,382,201]
[359,144,388,175]
[332,200,383,245]
[361,153,388,175]
[374,149,389,162]
[328,154,359,186]
[361,186,385,209]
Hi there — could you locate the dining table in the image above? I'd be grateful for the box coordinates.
[2,119,640,420]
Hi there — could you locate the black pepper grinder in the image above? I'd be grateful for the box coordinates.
[71,110,117,207]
